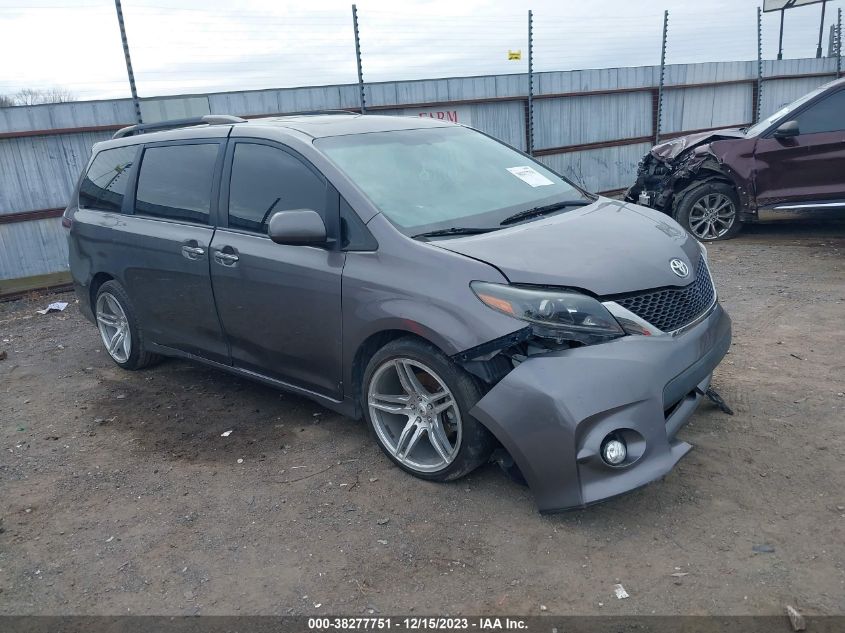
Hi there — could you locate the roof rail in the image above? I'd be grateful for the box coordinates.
[270,109,359,117]
[112,114,246,139]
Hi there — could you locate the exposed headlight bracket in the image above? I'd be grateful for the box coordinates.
[452,326,532,363]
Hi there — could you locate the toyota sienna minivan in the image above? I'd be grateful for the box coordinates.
[64,113,732,512]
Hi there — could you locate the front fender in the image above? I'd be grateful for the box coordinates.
[350,302,491,359]
[339,226,526,398]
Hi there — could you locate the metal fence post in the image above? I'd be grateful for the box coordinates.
[352,4,366,114]
[756,6,763,123]
[527,9,534,155]
[816,0,827,58]
[114,0,142,124]
[655,10,668,144]
[838,7,842,78]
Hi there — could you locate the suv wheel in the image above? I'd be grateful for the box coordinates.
[362,338,495,482]
[675,181,743,241]
[95,280,160,370]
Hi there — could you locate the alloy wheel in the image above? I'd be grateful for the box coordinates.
[688,193,736,239]
[367,358,462,473]
[96,292,132,363]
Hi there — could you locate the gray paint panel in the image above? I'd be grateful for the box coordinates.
[1,57,836,136]
[536,66,658,94]
[0,100,136,134]
[470,101,527,150]
[140,97,211,123]
[759,76,837,119]
[664,61,755,86]
[0,131,107,214]
[0,217,68,280]
[662,84,753,133]
[208,85,361,116]
[538,142,653,193]
[367,74,527,107]
[534,92,652,150]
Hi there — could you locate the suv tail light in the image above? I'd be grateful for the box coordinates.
[61,216,72,230]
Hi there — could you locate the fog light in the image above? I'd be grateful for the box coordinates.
[602,439,627,465]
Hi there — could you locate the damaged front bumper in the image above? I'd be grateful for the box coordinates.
[625,128,754,218]
[470,302,732,513]
[624,151,705,213]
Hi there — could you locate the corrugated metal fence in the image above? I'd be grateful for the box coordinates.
[0,56,840,293]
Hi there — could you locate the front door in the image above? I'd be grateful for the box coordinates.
[124,140,229,363]
[754,89,845,210]
[209,140,345,398]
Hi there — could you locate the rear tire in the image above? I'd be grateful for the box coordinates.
[675,181,743,242]
[362,337,495,482]
[95,280,161,370]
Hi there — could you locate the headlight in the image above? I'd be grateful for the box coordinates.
[470,281,624,344]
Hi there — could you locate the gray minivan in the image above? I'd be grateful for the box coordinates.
[64,113,732,512]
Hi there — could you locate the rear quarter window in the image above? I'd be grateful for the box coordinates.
[78,145,137,211]
[135,144,219,224]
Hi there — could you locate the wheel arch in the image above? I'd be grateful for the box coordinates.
[671,161,752,220]
[672,171,735,215]
[348,328,448,414]
[89,272,115,314]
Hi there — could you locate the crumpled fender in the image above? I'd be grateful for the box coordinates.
[627,137,755,217]
[651,128,747,161]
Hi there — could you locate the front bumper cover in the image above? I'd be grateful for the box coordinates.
[470,303,732,513]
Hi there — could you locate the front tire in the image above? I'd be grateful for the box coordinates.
[95,280,160,370]
[675,181,743,241]
[362,338,495,482]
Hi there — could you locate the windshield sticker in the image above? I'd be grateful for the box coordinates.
[506,166,554,187]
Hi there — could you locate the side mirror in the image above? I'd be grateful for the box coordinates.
[267,209,327,245]
[773,120,799,139]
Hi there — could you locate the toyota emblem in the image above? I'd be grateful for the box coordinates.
[670,258,690,278]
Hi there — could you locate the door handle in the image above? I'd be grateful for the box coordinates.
[181,245,205,260]
[213,250,239,266]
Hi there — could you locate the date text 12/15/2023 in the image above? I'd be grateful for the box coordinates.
[307,617,528,630]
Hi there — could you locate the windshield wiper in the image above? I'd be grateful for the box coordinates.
[411,227,498,240]
[500,199,592,225]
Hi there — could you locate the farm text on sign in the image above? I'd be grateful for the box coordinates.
[400,106,473,126]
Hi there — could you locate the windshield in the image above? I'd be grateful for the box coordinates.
[316,126,589,235]
[745,82,833,137]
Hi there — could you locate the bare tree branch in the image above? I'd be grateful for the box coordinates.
[10,87,77,105]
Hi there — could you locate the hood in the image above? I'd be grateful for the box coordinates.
[651,127,746,161]
[432,198,703,297]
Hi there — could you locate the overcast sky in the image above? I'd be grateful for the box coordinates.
[0,0,842,101]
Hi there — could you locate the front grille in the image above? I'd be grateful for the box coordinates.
[615,257,715,332]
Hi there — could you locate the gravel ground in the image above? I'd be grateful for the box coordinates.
[1,221,844,616]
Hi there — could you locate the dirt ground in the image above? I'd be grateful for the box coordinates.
[1,221,844,617]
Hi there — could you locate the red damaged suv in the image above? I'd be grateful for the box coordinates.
[626,77,845,241]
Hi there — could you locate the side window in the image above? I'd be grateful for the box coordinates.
[78,146,137,211]
[794,90,845,135]
[135,144,218,224]
[228,143,326,233]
